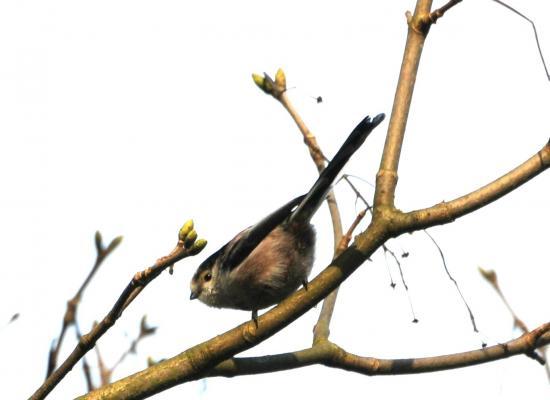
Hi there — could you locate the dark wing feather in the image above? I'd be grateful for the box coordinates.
[221,195,306,271]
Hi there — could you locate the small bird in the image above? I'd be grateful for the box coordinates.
[190,113,385,322]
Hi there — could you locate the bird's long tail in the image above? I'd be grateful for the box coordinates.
[289,113,385,225]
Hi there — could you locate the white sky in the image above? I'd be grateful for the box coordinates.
[1,1,549,399]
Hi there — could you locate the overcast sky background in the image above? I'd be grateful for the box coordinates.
[1,1,549,399]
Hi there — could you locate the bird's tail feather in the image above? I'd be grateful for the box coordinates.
[289,113,385,225]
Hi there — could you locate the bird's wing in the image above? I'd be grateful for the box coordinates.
[221,194,306,271]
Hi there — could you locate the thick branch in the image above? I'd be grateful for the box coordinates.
[398,142,550,232]
[188,322,550,378]
[374,0,434,207]
[328,323,550,375]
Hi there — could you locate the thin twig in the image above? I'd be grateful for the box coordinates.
[0,313,20,333]
[338,174,417,320]
[46,232,122,378]
[492,0,550,80]
[424,230,477,332]
[94,342,111,387]
[383,244,418,323]
[30,224,206,400]
[313,209,367,343]
[276,80,347,343]
[479,267,548,372]
[340,175,418,317]
[429,0,462,24]
[75,323,95,392]
[110,315,157,374]
[478,268,528,332]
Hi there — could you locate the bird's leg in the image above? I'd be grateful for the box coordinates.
[251,310,258,328]
[302,278,309,291]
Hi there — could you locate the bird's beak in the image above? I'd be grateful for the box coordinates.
[190,290,199,300]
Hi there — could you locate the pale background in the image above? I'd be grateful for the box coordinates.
[0,1,549,399]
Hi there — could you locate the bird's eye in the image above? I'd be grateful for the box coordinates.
[204,272,212,282]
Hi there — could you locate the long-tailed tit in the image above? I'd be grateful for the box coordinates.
[190,113,385,321]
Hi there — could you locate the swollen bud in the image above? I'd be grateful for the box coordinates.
[106,236,123,253]
[275,68,286,89]
[189,238,207,255]
[252,73,266,91]
[478,267,498,286]
[178,220,194,241]
[94,231,103,252]
[184,229,198,249]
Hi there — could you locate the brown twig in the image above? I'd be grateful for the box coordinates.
[313,209,367,343]
[424,230,477,332]
[429,0,462,24]
[94,341,111,387]
[262,71,347,343]
[110,315,157,375]
[479,268,528,333]
[491,0,550,81]
[277,89,344,245]
[75,323,95,392]
[88,315,157,389]
[30,222,206,400]
[398,143,550,233]
[1,312,20,332]
[46,232,122,378]
[479,268,549,374]
[210,322,550,377]
[374,0,435,208]
[382,243,418,322]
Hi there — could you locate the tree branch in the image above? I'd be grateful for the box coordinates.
[259,73,345,247]
[374,0,435,208]
[29,223,206,400]
[480,268,549,372]
[429,0,462,24]
[327,322,550,375]
[397,142,550,232]
[313,209,367,344]
[134,322,550,379]
[262,71,347,343]
[46,232,122,378]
